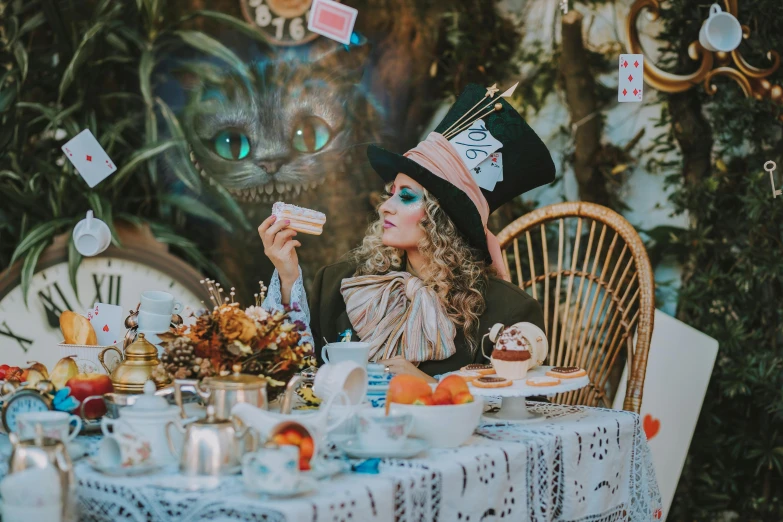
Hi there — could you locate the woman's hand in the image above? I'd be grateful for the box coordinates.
[383,356,437,383]
[258,215,301,298]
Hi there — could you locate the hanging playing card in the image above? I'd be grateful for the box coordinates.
[307,0,358,45]
[618,54,644,103]
[448,119,503,171]
[62,129,117,188]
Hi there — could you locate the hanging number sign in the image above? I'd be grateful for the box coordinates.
[765,161,780,199]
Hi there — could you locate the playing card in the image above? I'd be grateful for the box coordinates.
[62,129,117,188]
[448,119,503,171]
[472,152,503,191]
[618,54,644,102]
[307,0,358,45]
[86,302,124,346]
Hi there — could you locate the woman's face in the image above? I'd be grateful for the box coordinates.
[378,174,427,250]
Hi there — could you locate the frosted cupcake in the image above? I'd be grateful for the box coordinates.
[490,324,533,380]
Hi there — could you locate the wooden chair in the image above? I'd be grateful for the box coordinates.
[497,202,655,413]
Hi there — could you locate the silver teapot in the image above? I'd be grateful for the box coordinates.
[166,405,258,476]
[8,424,76,521]
[174,364,267,421]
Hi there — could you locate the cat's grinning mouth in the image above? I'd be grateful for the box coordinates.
[188,150,326,203]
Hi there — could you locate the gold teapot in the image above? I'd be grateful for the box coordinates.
[99,333,170,393]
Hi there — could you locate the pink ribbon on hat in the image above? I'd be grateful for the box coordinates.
[403,132,511,281]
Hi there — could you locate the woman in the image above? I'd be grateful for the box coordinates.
[260,84,555,382]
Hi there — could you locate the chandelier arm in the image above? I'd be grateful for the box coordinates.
[703,67,753,97]
[731,48,781,80]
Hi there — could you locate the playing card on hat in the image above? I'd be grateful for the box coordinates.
[307,0,358,45]
[472,152,503,191]
[86,302,124,346]
[618,54,644,102]
[62,129,117,188]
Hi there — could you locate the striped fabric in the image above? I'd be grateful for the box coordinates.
[340,272,457,362]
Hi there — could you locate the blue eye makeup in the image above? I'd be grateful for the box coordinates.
[398,187,420,204]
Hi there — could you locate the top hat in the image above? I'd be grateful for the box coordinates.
[367,83,556,262]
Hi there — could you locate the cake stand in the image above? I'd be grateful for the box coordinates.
[466,365,589,423]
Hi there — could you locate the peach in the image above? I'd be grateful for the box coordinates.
[387,374,432,405]
[432,388,453,405]
[453,391,474,404]
[436,375,470,399]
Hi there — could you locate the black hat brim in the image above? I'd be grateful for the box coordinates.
[367,144,491,262]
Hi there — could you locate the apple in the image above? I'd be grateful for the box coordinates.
[66,373,113,419]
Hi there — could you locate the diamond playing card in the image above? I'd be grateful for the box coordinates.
[307,0,358,45]
[448,119,503,171]
[87,302,124,346]
[62,129,117,188]
[618,54,644,103]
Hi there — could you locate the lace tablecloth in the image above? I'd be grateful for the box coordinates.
[0,402,661,522]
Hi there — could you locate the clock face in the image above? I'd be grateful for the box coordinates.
[3,391,51,433]
[0,256,205,370]
[240,0,323,46]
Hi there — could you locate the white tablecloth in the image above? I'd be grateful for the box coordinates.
[0,402,662,522]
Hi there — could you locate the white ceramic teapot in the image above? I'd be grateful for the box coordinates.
[101,380,185,466]
[232,392,352,459]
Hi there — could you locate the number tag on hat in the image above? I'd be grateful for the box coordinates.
[448,119,502,171]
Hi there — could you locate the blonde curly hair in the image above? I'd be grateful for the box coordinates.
[350,186,494,353]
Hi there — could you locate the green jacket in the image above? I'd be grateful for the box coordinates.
[310,260,546,376]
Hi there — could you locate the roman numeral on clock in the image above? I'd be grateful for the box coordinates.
[38,282,74,329]
[91,274,122,305]
[0,321,33,353]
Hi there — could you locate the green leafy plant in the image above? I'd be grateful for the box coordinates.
[0,0,266,301]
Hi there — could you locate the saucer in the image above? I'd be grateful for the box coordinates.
[246,476,318,498]
[88,458,163,477]
[337,437,428,459]
[67,439,88,462]
[307,459,350,480]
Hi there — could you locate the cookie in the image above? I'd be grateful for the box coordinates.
[461,363,495,376]
[526,376,561,387]
[545,366,587,379]
[472,376,513,388]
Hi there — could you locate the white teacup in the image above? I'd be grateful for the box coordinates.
[699,3,742,53]
[356,408,413,451]
[321,341,370,366]
[242,445,300,494]
[140,290,182,315]
[72,210,111,257]
[16,411,82,444]
[96,431,152,468]
[1,501,62,522]
[137,310,173,332]
[313,361,368,405]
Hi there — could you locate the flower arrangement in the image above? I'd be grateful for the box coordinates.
[155,279,313,401]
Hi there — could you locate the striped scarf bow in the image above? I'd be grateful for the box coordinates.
[340,272,457,362]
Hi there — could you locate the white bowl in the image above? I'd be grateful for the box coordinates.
[392,396,484,448]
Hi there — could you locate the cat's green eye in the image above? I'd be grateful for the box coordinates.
[292,117,331,153]
[213,130,250,160]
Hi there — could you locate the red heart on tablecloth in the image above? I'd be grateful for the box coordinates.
[643,414,660,440]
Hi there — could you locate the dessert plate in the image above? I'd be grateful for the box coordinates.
[87,459,164,477]
[337,437,428,459]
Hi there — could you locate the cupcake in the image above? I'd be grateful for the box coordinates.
[490,324,533,380]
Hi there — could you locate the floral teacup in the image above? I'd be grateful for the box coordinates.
[356,409,413,451]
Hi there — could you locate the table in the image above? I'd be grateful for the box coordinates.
[0,401,662,522]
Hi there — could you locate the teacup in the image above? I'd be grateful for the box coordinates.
[16,411,82,444]
[242,445,300,494]
[321,342,370,366]
[72,210,111,257]
[96,431,152,468]
[312,361,368,405]
[356,408,413,451]
[699,3,742,53]
[140,290,182,315]
[137,310,173,333]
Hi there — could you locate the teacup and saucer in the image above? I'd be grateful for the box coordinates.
[242,444,318,498]
[337,408,428,459]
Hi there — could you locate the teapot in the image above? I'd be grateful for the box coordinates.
[8,424,76,521]
[100,333,170,393]
[174,364,267,421]
[101,380,185,466]
[166,405,257,476]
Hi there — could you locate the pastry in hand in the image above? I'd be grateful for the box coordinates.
[272,202,326,235]
[490,324,533,380]
[59,311,98,346]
